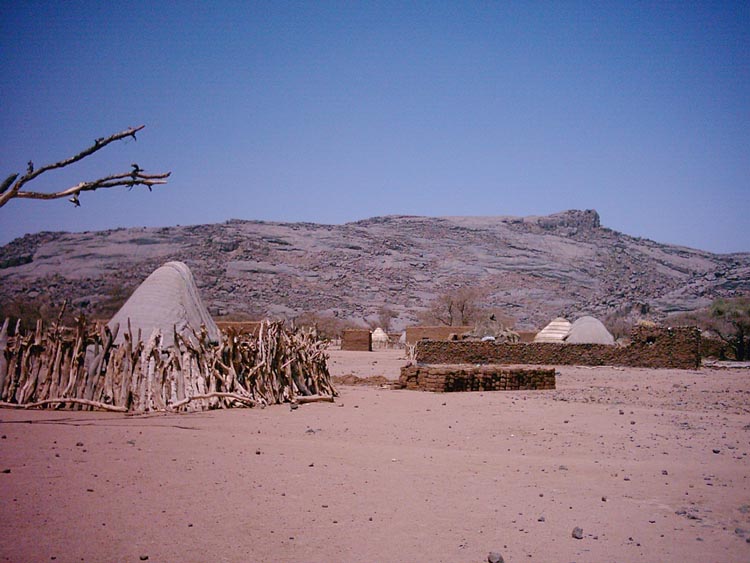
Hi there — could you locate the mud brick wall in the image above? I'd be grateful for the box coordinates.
[342,329,372,351]
[405,326,473,345]
[414,326,700,369]
[399,364,556,392]
[215,321,263,336]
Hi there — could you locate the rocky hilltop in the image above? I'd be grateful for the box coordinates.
[1,210,748,330]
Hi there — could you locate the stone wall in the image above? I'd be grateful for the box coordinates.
[399,364,556,392]
[405,325,473,345]
[341,329,372,352]
[414,326,700,369]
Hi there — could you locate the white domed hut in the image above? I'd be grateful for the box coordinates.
[565,316,615,345]
[371,327,390,350]
[108,261,220,348]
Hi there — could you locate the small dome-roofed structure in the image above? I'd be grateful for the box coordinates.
[371,327,389,349]
[565,316,615,345]
[533,317,571,343]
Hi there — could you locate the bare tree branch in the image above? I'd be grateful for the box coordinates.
[0,125,171,208]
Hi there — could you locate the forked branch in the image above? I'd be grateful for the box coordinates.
[0,125,171,208]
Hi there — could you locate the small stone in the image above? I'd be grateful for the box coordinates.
[488,552,505,563]
[661,469,668,475]
[619,409,625,415]
[76,442,84,447]
[140,556,149,561]
[601,496,607,502]
[2,469,10,474]
[537,516,546,522]
[255,450,261,455]
[712,449,720,454]
[572,526,584,539]
[290,404,299,411]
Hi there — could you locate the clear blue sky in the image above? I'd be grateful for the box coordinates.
[1,1,748,252]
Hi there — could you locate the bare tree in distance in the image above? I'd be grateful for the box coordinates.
[421,287,486,326]
[373,306,398,332]
[0,125,170,208]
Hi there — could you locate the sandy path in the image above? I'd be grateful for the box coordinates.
[1,363,749,562]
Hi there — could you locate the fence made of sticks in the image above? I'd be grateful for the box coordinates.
[0,316,337,413]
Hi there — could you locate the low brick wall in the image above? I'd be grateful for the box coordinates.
[215,321,262,336]
[342,329,372,351]
[414,326,700,369]
[405,326,473,345]
[399,364,556,392]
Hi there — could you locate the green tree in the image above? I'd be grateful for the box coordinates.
[709,297,750,361]
[673,296,750,360]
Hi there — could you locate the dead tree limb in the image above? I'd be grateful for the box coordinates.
[0,125,171,208]
[0,399,128,412]
[292,395,335,405]
[169,392,257,411]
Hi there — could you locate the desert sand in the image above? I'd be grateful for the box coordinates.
[1,350,749,562]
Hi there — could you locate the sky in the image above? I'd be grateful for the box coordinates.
[1,1,748,253]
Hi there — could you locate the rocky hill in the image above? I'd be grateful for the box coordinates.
[1,210,748,331]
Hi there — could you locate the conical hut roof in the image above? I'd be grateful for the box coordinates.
[108,261,220,348]
[565,316,614,345]
[533,317,571,343]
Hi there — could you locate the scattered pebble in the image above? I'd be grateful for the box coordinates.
[712,449,720,454]
[488,552,504,563]
[537,516,546,522]
[572,527,584,540]
[76,442,84,447]
[140,556,149,561]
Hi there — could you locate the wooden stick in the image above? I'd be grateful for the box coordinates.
[169,392,256,410]
[292,395,335,405]
[0,399,128,412]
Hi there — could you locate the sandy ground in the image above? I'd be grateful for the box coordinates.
[1,350,749,562]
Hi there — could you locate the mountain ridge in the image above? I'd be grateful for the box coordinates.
[1,209,748,330]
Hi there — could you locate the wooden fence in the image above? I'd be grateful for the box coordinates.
[0,317,336,413]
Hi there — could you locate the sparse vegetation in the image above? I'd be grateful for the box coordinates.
[291,311,358,340]
[670,296,750,360]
